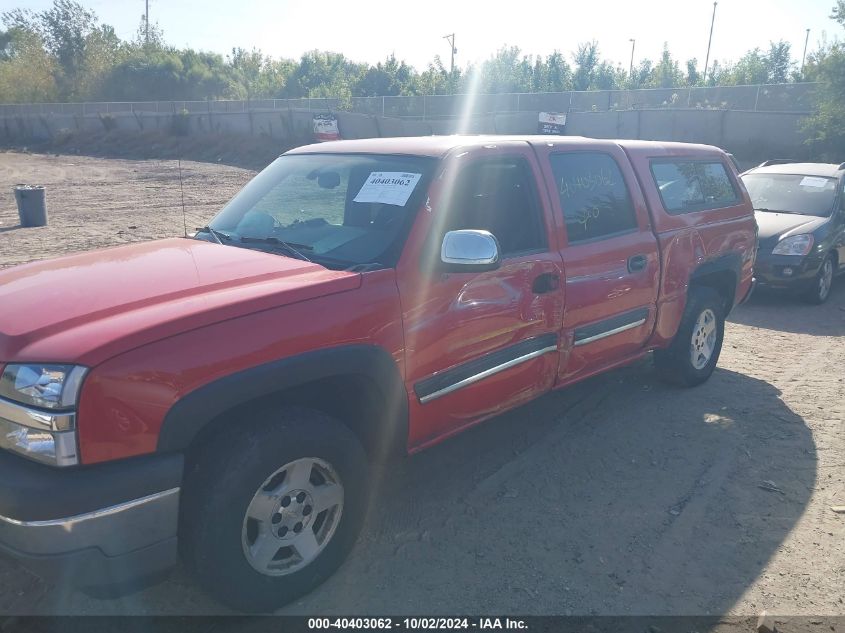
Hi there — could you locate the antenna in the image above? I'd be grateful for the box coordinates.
[177,155,188,237]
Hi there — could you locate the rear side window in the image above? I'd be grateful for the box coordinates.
[549,152,638,243]
[651,160,740,214]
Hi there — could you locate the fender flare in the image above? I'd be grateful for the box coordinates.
[689,252,742,308]
[690,252,742,282]
[156,344,408,455]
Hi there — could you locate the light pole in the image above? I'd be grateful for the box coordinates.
[703,1,718,84]
[443,33,457,93]
[628,38,636,80]
[145,0,149,45]
[801,28,810,77]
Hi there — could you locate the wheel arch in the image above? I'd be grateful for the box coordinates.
[689,253,741,316]
[157,345,408,462]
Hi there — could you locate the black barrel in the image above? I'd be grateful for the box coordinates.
[14,185,48,227]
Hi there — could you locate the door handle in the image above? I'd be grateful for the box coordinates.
[532,272,560,294]
[627,254,647,273]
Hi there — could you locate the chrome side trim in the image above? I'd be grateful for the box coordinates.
[573,318,646,346]
[0,396,75,432]
[0,488,181,557]
[0,487,180,527]
[419,345,557,404]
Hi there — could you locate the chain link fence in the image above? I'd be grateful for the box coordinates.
[0,83,818,119]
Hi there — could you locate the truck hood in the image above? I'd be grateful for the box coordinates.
[0,238,360,366]
[755,210,828,243]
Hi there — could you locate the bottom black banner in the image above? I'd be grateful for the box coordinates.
[2,615,843,633]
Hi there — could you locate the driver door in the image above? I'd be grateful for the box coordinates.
[396,142,566,450]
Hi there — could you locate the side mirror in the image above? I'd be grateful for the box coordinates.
[440,229,501,272]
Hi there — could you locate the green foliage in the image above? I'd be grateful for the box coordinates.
[280,50,365,100]
[802,4,845,160]
[2,0,98,97]
[649,45,684,89]
[355,54,414,97]
[0,0,823,107]
[0,28,58,101]
[833,0,845,26]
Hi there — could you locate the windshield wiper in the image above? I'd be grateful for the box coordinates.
[240,236,313,262]
[755,208,793,214]
[195,226,232,244]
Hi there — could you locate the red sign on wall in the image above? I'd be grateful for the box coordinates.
[313,113,341,142]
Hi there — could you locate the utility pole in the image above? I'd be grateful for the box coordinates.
[801,28,810,77]
[703,1,717,84]
[145,0,149,45]
[443,33,457,93]
[628,38,636,79]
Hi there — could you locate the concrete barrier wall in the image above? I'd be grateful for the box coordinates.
[0,107,813,162]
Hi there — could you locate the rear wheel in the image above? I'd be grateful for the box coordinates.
[655,286,725,387]
[804,255,834,305]
[180,407,368,613]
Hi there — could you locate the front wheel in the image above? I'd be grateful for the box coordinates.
[655,286,725,387]
[804,255,835,305]
[180,407,369,613]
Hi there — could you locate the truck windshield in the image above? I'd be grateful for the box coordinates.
[208,153,433,268]
[741,173,838,217]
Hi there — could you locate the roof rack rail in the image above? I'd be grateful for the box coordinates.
[758,159,798,167]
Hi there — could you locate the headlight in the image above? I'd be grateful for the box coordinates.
[0,364,87,466]
[0,364,88,410]
[772,234,814,256]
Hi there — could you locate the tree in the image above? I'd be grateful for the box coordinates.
[354,54,415,97]
[765,41,793,83]
[2,0,99,98]
[279,50,366,102]
[477,46,534,93]
[226,48,291,100]
[0,28,58,101]
[628,59,653,89]
[649,45,684,88]
[802,3,845,159]
[833,0,845,26]
[729,48,769,84]
[685,58,701,86]
[414,57,449,95]
[572,41,599,90]
[130,15,166,51]
[544,51,572,92]
[76,24,123,98]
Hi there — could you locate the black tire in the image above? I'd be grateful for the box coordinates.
[179,406,369,613]
[654,286,725,387]
[804,254,835,305]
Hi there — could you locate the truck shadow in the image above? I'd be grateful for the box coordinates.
[29,361,814,619]
[287,360,814,616]
[728,281,845,336]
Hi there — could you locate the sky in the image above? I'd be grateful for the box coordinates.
[1,0,841,73]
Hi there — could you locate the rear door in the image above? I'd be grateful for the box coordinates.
[397,142,565,449]
[533,142,660,382]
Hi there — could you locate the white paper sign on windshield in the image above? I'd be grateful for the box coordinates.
[800,176,829,188]
[353,172,422,207]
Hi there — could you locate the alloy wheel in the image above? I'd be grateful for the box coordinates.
[241,457,344,576]
[690,308,717,370]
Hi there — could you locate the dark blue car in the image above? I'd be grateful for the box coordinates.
[741,160,845,304]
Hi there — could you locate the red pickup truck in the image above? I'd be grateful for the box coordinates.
[0,136,755,612]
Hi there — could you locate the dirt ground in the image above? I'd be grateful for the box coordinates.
[0,151,843,622]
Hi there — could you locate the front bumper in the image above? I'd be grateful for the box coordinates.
[0,449,182,593]
[753,252,823,291]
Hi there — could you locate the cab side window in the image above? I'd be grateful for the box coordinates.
[549,152,638,243]
[651,160,740,214]
[444,158,547,257]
